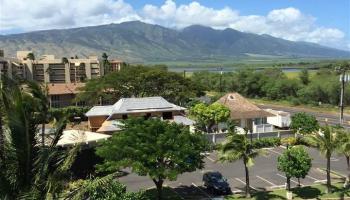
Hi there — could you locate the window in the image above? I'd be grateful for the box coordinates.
[162,112,173,120]
[122,114,128,120]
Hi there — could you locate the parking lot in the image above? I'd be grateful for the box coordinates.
[118,146,348,199]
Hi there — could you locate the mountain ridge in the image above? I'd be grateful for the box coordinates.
[1,21,349,62]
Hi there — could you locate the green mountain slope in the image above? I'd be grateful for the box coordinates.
[0,21,349,62]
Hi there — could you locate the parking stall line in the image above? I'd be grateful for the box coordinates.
[206,156,215,162]
[267,149,282,155]
[256,175,277,186]
[276,174,304,186]
[191,182,212,199]
[235,178,258,191]
[305,175,319,181]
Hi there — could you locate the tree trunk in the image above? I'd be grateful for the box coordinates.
[326,154,331,193]
[244,160,251,198]
[41,122,45,147]
[346,156,350,170]
[297,178,301,187]
[0,108,3,160]
[286,176,291,191]
[153,178,164,200]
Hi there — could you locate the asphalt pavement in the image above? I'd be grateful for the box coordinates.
[118,147,348,200]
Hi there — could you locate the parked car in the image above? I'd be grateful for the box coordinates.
[202,171,231,194]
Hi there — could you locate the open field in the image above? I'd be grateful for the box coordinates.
[250,98,350,116]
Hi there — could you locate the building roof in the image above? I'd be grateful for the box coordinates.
[264,109,290,117]
[97,120,123,133]
[48,83,85,95]
[216,93,275,119]
[56,130,111,147]
[111,96,185,115]
[172,115,195,126]
[85,105,114,117]
[86,96,185,117]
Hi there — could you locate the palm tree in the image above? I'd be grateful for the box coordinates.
[218,132,262,198]
[102,52,110,74]
[26,81,49,147]
[0,73,4,160]
[0,76,79,199]
[336,130,350,187]
[307,125,338,193]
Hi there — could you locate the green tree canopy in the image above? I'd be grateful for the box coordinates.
[190,102,230,132]
[299,68,310,85]
[290,112,319,134]
[67,175,149,200]
[96,118,208,200]
[277,146,312,190]
[77,65,204,106]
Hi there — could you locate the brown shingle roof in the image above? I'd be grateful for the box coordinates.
[216,93,275,119]
[48,83,85,95]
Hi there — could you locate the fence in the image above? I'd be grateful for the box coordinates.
[205,130,294,144]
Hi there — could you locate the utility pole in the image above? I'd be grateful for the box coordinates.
[183,70,186,78]
[218,67,223,92]
[336,62,350,125]
[340,72,346,124]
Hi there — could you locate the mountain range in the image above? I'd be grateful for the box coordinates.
[1,21,349,63]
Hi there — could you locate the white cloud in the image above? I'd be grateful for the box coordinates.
[0,0,348,50]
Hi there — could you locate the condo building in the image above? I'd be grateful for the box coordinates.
[0,50,124,108]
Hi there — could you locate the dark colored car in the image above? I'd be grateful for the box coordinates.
[202,171,231,195]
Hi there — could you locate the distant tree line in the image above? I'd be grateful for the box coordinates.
[190,62,350,106]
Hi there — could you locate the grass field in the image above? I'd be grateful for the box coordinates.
[226,183,350,200]
[249,98,350,115]
[284,70,317,79]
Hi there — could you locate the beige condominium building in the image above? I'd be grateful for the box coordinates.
[0,50,124,108]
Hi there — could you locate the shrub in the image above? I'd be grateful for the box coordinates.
[281,137,297,146]
[253,137,281,148]
[49,106,90,121]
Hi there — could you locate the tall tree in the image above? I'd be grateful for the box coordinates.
[102,52,110,74]
[299,68,310,85]
[190,102,230,133]
[277,146,312,193]
[96,118,208,200]
[26,81,49,147]
[306,126,338,193]
[336,130,350,187]
[0,76,78,199]
[218,132,262,198]
[77,65,204,105]
[27,52,35,61]
[290,112,319,135]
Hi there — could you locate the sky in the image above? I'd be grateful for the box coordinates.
[0,0,349,50]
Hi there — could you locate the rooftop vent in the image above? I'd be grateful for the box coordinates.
[228,95,235,100]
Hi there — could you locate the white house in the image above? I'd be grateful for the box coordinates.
[216,93,275,133]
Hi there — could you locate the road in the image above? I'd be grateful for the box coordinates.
[257,104,350,129]
[118,147,348,199]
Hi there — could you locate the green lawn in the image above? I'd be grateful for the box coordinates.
[284,70,317,79]
[248,98,350,116]
[226,183,350,200]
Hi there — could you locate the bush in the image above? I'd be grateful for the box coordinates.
[253,137,281,148]
[49,106,90,122]
[281,137,297,146]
